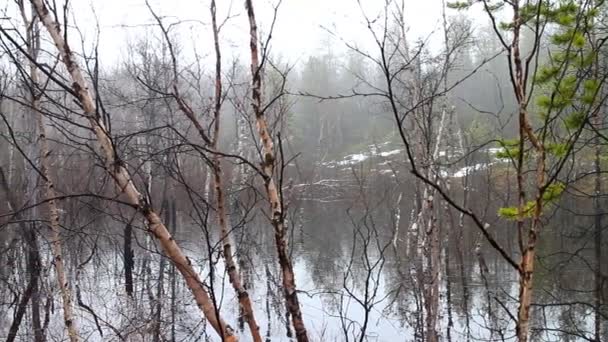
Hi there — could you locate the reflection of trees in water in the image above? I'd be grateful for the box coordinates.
[1,158,605,340]
[288,167,607,341]
[299,201,350,291]
[529,193,608,340]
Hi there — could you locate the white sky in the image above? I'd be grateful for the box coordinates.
[0,0,489,72]
[65,0,470,67]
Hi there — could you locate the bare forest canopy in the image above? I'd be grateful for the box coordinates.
[0,0,607,341]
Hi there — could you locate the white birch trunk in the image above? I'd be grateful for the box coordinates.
[29,1,237,340]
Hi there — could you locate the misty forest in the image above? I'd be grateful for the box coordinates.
[1,0,608,341]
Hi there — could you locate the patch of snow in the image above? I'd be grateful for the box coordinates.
[452,163,489,178]
[487,147,503,154]
[368,141,390,149]
[322,144,402,168]
[337,153,368,165]
[380,149,401,157]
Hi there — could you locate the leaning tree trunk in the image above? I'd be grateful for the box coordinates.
[29,1,236,340]
[244,1,309,341]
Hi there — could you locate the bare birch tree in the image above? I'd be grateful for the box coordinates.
[356,1,607,341]
[244,1,310,341]
[143,1,263,340]
[25,0,238,340]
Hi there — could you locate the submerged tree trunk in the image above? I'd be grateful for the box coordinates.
[420,181,440,342]
[6,267,38,342]
[21,4,80,339]
[170,199,177,342]
[593,81,603,342]
[244,1,309,341]
[592,20,604,340]
[455,125,472,341]
[0,173,44,342]
[2,170,43,342]
[35,54,80,342]
[210,2,261,337]
[29,1,236,340]
[27,225,44,342]
[124,223,134,297]
[145,1,263,338]
[153,238,166,342]
[212,156,262,341]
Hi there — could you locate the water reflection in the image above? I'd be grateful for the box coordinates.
[1,170,606,341]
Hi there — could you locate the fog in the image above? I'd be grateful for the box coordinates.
[0,0,607,342]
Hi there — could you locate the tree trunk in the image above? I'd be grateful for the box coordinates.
[27,225,44,342]
[0,165,44,342]
[420,183,440,342]
[27,36,79,342]
[35,60,81,342]
[21,4,80,339]
[209,2,262,340]
[6,269,38,342]
[124,223,134,297]
[170,199,177,342]
[456,126,472,341]
[244,1,309,341]
[153,240,166,342]
[511,3,545,340]
[593,87,603,342]
[593,19,603,341]
[212,157,261,342]
[516,247,535,342]
[29,1,236,340]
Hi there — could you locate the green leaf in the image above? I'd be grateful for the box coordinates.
[537,95,552,108]
[572,31,586,48]
[498,201,537,220]
[551,30,574,45]
[499,21,514,30]
[546,143,568,157]
[581,78,599,104]
[535,65,560,84]
[498,206,519,219]
[498,138,519,147]
[486,2,504,11]
[582,93,596,105]
[559,75,577,96]
[575,51,596,68]
[584,79,599,92]
[543,182,566,202]
[447,1,470,10]
[556,13,574,26]
[564,111,585,130]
